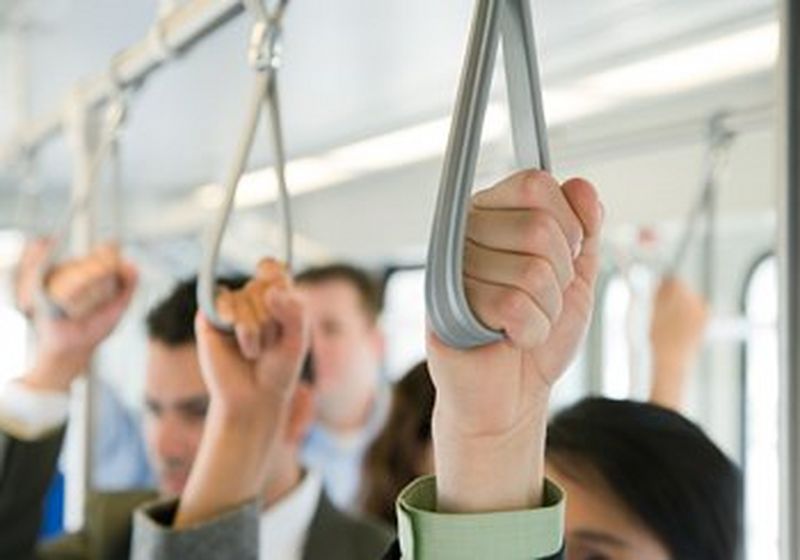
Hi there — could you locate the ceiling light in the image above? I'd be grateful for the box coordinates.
[582,22,778,99]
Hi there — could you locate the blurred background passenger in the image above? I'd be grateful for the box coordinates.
[360,360,434,525]
[296,264,389,511]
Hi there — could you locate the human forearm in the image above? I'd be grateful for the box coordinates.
[21,353,88,393]
[649,354,692,410]
[433,388,549,513]
[174,406,281,528]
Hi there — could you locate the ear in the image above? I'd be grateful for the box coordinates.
[285,382,315,445]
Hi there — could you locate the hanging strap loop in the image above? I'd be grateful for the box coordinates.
[425,0,550,349]
[668,113,736,276]
[37,66,131,318]
[197,0,293,333]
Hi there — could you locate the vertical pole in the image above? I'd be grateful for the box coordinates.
[777,0,800,557]
[62,92,97,532]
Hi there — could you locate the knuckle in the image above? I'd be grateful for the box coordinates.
[519,170,545,206]
[522,257,549,293]
[522,214,554,251]
[498,289,528,327]
[518,170,551,206]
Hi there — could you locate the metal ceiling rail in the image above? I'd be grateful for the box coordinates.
[0,0,245,165]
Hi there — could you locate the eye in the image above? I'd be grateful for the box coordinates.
[320,320,341,336]
[567,543,614,560]
[179,401,209,421]
[144,400,162,417]
[185,404,208,420]
[575,551,611,560]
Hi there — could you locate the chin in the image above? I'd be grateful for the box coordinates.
[159,477,187,497]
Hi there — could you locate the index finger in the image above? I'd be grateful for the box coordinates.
[473,170,584,256]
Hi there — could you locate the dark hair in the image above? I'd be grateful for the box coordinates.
[547,397,741,560]
[360,361,435,525]
[295,263,382,323]
[146,275,247,346]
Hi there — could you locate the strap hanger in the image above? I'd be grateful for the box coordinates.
[197,0,293,332]
[426,0,550,349]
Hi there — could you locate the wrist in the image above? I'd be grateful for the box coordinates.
[23,354,85,393]
[433,391,549,513]
[207,396,286,432]
[652,352,692,377]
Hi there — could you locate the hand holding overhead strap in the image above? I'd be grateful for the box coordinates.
[426,0,551,349]
[197,0,293,333]
[38,66,130,319]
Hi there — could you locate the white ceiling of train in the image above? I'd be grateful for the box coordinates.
[0,0,779,266]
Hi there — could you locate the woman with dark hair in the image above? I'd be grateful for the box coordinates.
[547,397,741,560]
[362,377,741,558]
[360,361,435,525]
[361,279,740,556]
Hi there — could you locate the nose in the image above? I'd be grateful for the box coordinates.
[152,413,186,463]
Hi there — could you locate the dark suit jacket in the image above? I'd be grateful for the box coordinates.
[0,427,392,560]
[304,491,393,559]
[0,427,156,560]
[133,485,393,560]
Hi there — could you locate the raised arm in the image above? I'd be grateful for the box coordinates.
[648,276,708,411]
[0,243,136,558]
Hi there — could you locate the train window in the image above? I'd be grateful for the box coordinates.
[601,275,633,399]
[600,265,655,400]
[381,267,426,381]
[743,255,778,559]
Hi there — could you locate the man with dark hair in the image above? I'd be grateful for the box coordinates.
[0,255,391,559]
[295,264,389,510]
[140,276,247,498]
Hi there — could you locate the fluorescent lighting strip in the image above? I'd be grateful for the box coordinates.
[582,22,779,98]
[195,21,778,210]
[197,103,510,209]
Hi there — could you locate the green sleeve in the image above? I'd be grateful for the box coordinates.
[395,476,564,560]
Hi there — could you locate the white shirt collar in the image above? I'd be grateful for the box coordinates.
[259,470,323,560]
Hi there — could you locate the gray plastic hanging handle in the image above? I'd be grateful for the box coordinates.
[38,94,128,319]
[197,1,293,334]
[426,0,551,349]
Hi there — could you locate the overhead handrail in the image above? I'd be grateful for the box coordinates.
[197,0,293,333]
[425,0,551,349]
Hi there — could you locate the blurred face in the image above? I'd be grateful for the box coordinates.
[144,341,208,497]
[298,279,382,400]
[547,461,670,560]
